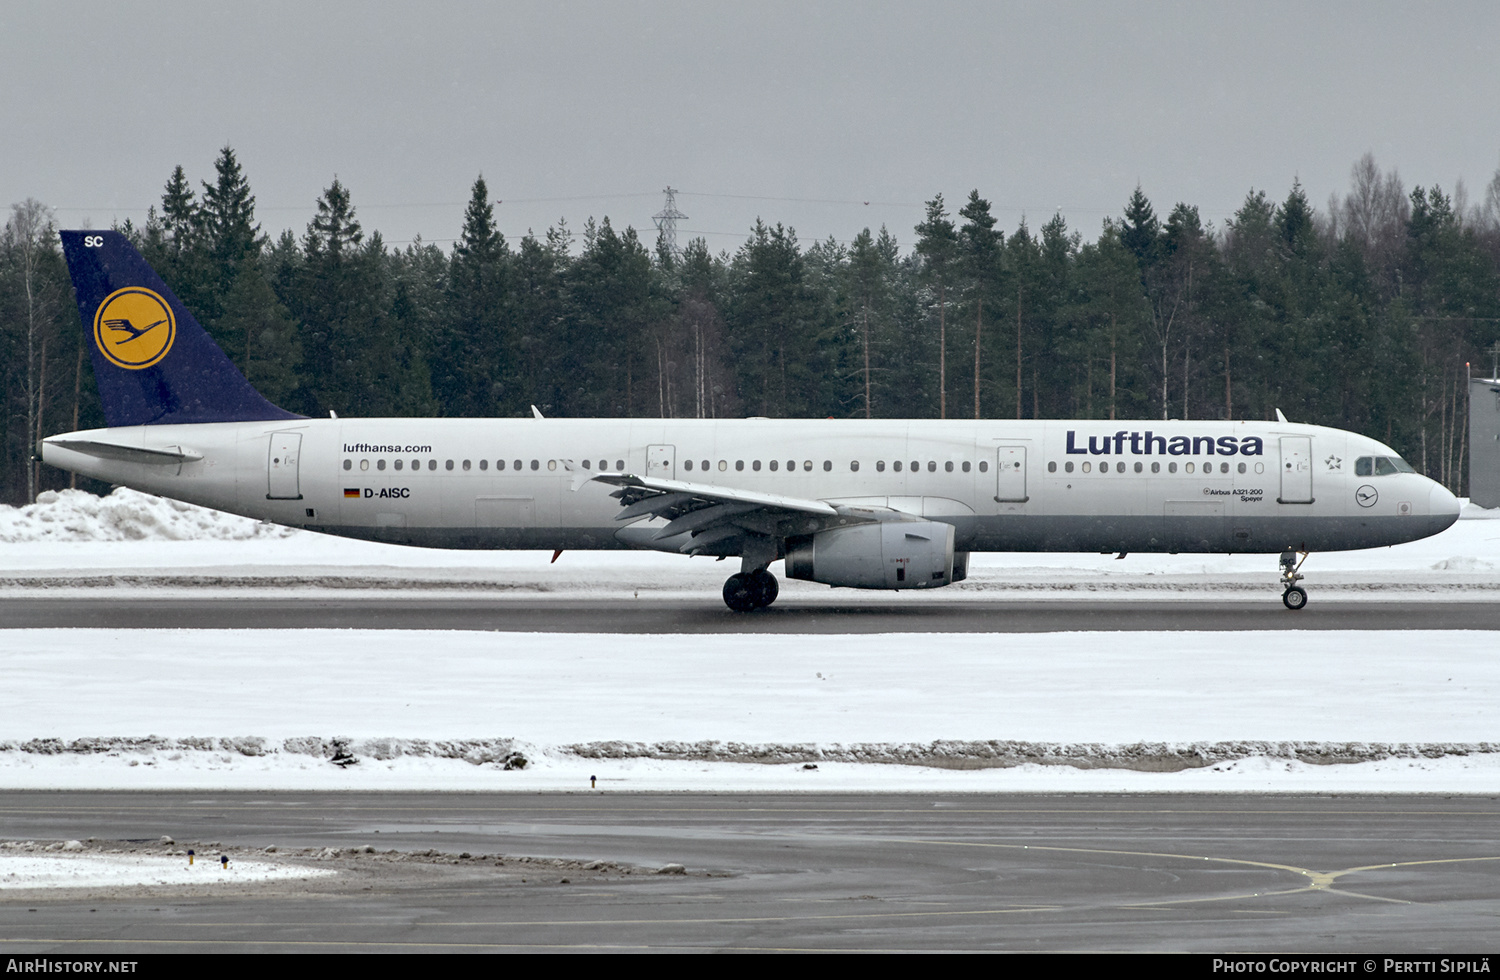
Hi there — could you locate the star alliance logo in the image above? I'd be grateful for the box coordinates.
[1325,455,1342,470]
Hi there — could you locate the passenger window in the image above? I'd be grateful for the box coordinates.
[1237,462,1245,474]
[911,461,919,472]
[395,459,404,471]
[1064,461,1074,473]
[600,460,608,471]
[377,459,386,471]
[463,460,471,471]
[343,459,352,470]
[684,459,694,471]
[876,461,885,472]
[581,459,590,469]
[1134,462,1143,473]
[360,459,369,471]
[1220,462,1229,474]
[1151,462,1160,473]
[479,459,487,471]
[945,461,954,472]
[513,460,522,471]
[429,460,438,471]
[497,459,506,471]
[978,461,988,473]
[823,460,831,472]
[787,460,795,471]
[850,460,859,472]
[530,460,539,471]
[893,461,903,472]
[1185,462,1195,474]
[719,460,728,472]
[962,461,971,473]
[1048,461,1057,473]
[769,460,779,472]
[616,460,624,470]
[736,460,744,471]
[445,460,454,471]
[1082,461,1091,473]
[753,460,761,471]
[548,460,557,471]
[804,460,812,471]
[1168,462,1177,474]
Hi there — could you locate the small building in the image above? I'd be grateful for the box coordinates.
[1471,375,1500,508]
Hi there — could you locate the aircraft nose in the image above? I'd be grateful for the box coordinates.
[1429,481,1461,530]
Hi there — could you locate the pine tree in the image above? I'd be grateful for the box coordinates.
[1121,185,1160,272]
[438,176,510,416]
[915,195,959,417]
[958,191,1002,418]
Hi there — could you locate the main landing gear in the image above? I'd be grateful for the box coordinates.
[1280,549,1309,610]
[724,569,779,612]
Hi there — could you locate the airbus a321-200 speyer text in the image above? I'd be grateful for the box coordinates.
[45,230,1460,611]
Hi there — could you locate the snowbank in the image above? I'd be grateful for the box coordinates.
[0,488,294,543]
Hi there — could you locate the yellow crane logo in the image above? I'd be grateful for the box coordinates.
[93,287,176,369]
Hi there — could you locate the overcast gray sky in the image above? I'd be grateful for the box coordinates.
[4,1,1498,254]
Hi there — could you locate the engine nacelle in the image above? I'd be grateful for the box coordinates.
[784,521,956,590]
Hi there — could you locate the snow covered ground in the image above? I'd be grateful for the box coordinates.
[0,488,1497,793]
[0,842,333,890]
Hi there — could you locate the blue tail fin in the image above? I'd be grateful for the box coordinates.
[60,230,302,427]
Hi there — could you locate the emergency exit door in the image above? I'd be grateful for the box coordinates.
[647,444,676,481]
[995,446,1028,502]
[267,432,303,499]
[1278,436,1314,504]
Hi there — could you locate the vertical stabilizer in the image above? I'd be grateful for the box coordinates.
[59,230,302,427]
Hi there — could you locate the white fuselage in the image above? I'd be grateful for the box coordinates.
[43,417,1460,556]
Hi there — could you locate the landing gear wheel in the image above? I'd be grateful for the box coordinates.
[1278,550,1309,610]
[748,569,779,608]
[723,573,758,612]
[724,570,779,611]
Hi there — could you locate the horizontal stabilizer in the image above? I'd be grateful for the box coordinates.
[45,438,202,465]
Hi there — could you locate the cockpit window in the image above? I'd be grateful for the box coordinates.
[1356,455,1416,476]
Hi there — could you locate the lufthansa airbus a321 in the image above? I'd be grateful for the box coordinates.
[43,231,1460,611]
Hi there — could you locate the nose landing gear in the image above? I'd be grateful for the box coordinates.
[723,569,779,612]
[1280,550,1308,609]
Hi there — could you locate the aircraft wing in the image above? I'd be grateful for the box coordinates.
[588,471,888,557]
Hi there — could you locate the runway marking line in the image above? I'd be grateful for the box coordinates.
[872,836,1500,908]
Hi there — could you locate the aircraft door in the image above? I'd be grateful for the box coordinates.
[1278,436,1314,504]
[267,432,302,499]
[647,444,675,481]
[995,446,1028,502]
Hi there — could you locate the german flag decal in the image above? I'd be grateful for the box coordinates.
[344,488,360,499]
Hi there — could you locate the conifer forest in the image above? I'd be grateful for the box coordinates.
[3,147,1499,506]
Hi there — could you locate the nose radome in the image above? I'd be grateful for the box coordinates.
[1429,482,1461,528]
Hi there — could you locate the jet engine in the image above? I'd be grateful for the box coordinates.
[784,521,956,589]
